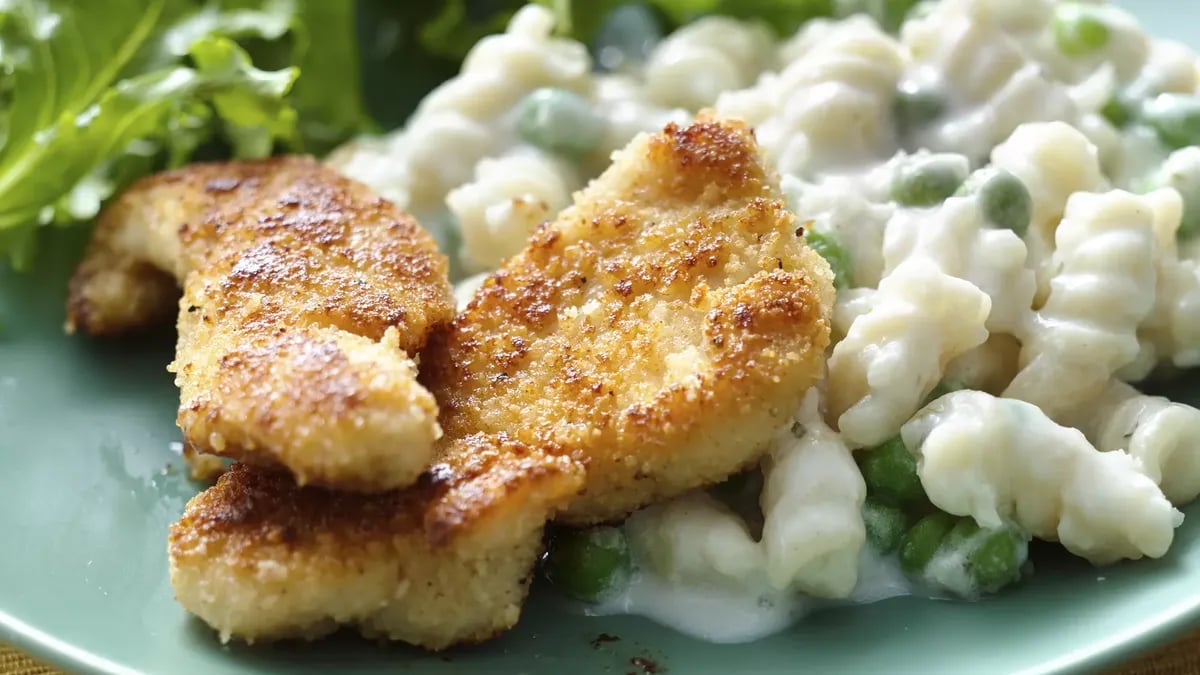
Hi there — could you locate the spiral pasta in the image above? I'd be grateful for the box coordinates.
[1163,259,1200,367]
[590,73,689,162]
[882,195,1035,336]
[643,17,776,111]
[1128,187,1185,377]
[398,5,591,214]
[1012,4,1148,87]
[990,122,1107,300]
[1004,189,1164,420]
[827,261,991,448]
[1131,39,1200,96]
[943,334,1021,395]
[625,392,866,600]
[626,493,765,590]
[832,287,876,345]
[760,393,866,598]
[902,390,1182,564]
[1066,380,1200,506]
[757,16,905,176]
[448,147,580,272]
[903,0,1076,162]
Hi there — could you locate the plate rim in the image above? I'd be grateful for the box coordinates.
[1,609,139,675]
[3,587,1199,674]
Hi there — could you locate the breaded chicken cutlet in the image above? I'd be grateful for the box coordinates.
[423,114,835,524]
[169,116,834,649]
[67,157,455,492]
[170,443,583,648]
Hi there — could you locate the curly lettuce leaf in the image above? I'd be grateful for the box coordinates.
[0,0,367,269]
[190,36,299,158]
[0,37,298,265]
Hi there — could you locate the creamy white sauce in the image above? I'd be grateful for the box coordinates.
[588,572,805,643]
[587,548,914,643]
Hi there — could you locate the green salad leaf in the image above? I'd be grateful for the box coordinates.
[0,0,368,269]
[288,1,373,151]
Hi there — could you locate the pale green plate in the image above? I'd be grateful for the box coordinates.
[4,4,1200,673]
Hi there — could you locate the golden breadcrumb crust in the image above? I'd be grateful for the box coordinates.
[169,452,581,649]
[67,157,455,491]
[168,116,833,650]
[423,115,835,523]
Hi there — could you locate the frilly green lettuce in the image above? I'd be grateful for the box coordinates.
[0,0,367,268]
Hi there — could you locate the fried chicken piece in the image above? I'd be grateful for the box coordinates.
[169,446,582,649]
[168,116,833,649]
[423,114,835,523]
[67,157,454,492]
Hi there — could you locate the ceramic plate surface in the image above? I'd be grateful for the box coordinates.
[3,3,1200,673]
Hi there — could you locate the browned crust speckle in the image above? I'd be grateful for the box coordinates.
[422,114,835,524]
[168,456,581,649]
[168,116,832,651]
[66,156,455,491]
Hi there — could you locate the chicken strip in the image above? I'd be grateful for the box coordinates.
[67,157,454,492]
[424,114,835,524]
[169,445,583,649]
[169,116,833,650]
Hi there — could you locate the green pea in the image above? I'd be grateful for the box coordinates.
[859,436,926,506]
[1142,94,1200,150]
[899,512,955,574]
[917,516,1028,596]
[1152,149,1200,239]
[518,87,606,157]
[941,517,981,550]
[1101,94,1137,128]
[592,3,663,72]
[893,81,946,134]
[924,378,962,406]
[1053,3,1111,57]
[967,528,1026,590]
[543,526,631,603]
[805,230,854,290]
[891,155,968,207]
[960,169,1032,236]
[862,498,910,553]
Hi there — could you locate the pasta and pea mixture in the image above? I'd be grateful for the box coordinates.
[332,0,1200,642]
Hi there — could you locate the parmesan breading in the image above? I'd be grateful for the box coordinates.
[424,114,836,524]
[66,157,455,492]
[167,116,833,650]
